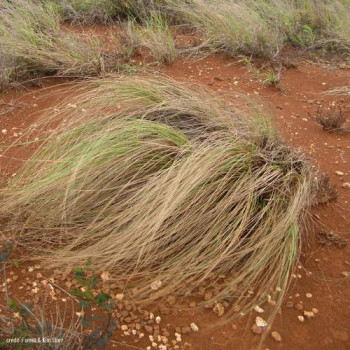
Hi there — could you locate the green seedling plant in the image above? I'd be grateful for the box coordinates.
[70,259,117,350]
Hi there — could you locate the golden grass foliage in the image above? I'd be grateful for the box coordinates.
[0,76,314,320]
[0,0,112,87]
[169,0,350,57]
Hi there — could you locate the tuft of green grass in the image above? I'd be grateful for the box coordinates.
[0,76,314,327]
[124,12,177,64]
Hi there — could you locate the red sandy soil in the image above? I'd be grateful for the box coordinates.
[0,54,349,350]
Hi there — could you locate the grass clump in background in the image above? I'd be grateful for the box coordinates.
[0,76,315,323]
[124,13,177,64]
[0,0,120,88]
[169,0,350,58]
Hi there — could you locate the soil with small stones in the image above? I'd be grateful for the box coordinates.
[0,50,350,350]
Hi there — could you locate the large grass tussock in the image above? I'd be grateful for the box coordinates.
[0,0,111,87]
[169,0,350,57]
[0,76,314,319]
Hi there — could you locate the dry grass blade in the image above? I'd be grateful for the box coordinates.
[326,85,350,96]
[0,76,314,326]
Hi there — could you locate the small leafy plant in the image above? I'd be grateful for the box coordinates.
[259,65,284,91]
[70,259,117,350]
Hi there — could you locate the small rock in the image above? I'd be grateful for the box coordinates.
[213,303,225,317]
[100,271,110,281]
[341,271,349,277]
[312,308,319,314]
[251,324,262,335]
[255,316,268,328]
[144,325,153,334]
[181,327,191,334]
[151,280,162,291]
[271,331,282,343]
[298,315,305,322]
[295,303,304,311]
[166,295,176,305]
[155,316,161,324]
[190,323,199,332]
[254,305,264,313]
[286,301,294,308]
[306,293,313,298]
[304,311,315,319]
[175,332,182,342]
[268,299,276,306]
[342,182,350,189]
[115,293,124,301]
[335,171,344,176]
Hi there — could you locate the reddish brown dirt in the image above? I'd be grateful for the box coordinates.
[0,55,350,350]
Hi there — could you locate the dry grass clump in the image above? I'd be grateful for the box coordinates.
[124,13,177,64]
[167,0,350,58]
[314,174,338,205]
[0,0,115,88]
[0,76,314,320]
[54,0,119,24]
[315,105,348,132]
[54,0,165,24]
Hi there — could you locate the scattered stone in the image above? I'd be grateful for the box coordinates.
[342,182,350,189]
[254,305,264,313]
[341,271,350,277]
[304,311,315,319]
[271,331,282,343]
[306,293,313,299]
[175,332,182,342]
[335,171,344,176]
[298,315,305,322]
[115,293,124,301]
[155,316,161,324]
[190,323,199,332]
[255,316,268,328]
[181,327,191,334]
[121,325,128,331]
[213,303,225,317]
[100,271,110,281]
[312,308,319,314]
[151,280,162,291]
[286,301,294,308]
[144,325,153,334]
[295,303,304,311]
[268,299,276,306]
